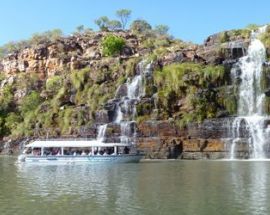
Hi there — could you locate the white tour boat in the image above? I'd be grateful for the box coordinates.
[18,139,144,163]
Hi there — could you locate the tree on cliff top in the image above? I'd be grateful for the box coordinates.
[130,19,152,33]
[116,9,131,29]
[154,25,169,36]
[95,16,110,31]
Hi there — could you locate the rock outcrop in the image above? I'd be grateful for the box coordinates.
[1,26,270,159]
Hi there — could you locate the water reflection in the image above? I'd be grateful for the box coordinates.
[230,161,270,215]
[0,158,269,215]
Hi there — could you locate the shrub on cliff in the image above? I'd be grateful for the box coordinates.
[130,19,152,34]
[153,63,228,127]
[19,91,42,115]
[46,76,62,93]
[259,26,270,56]
[101,35,125,56]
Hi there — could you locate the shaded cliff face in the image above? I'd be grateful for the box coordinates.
[1,26,270,158]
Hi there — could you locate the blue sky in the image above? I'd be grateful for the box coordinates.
[1,0,270,45]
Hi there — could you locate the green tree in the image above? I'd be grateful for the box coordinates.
[130,19,152,33]
[101,34,125,56]
[95,16,110,31]
[76,25,85,33]
[108,20,122,31]
[154,25,169,35]
[116,9,131,29]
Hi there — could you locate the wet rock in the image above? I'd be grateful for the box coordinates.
[265,88,270,97]
[115,84,127,98]
[95,110,109,124]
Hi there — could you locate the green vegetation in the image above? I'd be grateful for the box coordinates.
[152,63,232,127]
[130,19,152,34]
[1,9,269,142]
[259,26,270,53]
[95,16,110,31]
[19,91,42,115]
[46,76,62,93]
[116,9,131,29]
[154,25,169,36]
[101,34,125,56]
[0,29,62,57]
[95,9,131,31]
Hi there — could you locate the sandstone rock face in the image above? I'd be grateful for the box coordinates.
[0,31,141,79]
[0,29,258,159]
[134,118,254,160]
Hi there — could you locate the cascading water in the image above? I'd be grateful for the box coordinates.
[96,61,152,145]
[97,124,107,142]
[230,26,270,159]
[115,61,151,144]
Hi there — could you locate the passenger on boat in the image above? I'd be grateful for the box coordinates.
[73,151,77,156]
[124,146,130,154]
[81,151,86,156]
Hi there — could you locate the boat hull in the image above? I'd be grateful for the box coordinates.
[20,154,143,164]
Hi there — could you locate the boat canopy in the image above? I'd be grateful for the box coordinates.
[25,140,132,148]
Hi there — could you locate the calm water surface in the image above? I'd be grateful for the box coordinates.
[1,156,270,215]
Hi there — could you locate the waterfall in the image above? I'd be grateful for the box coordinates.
[230,26,270,159]
[114,61,151,144]
[96,61,152,144]
[97,124,107,142]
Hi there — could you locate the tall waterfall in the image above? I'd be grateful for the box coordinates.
[97,61,151,145]
[230,26,269,159]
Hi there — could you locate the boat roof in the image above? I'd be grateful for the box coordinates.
[25,140,132,148]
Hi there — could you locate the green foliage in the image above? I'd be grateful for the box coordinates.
[29,29,63,46]
[246,24,259,31]
[230,28,251,39]
[58,107,73,134]
[154,63,228,125]
[19,91,42,115]
[219,31,230,43]
[101,34,125,56]
[116,9,131,29]
[130,19,152,34]
[51,86,67,110]
[136,115,151,124]
[0,29,63,57]
[95,16,110,31]
[70,68,90,90]
[5,112,22,131]
[46,76,62,92]
[154,25,169,35]
[0,116,7,136]
[259,26,270,51]
[0,85,13,113]
[76,25,85,33]
[0,73,5,82]
[108,20,122,31]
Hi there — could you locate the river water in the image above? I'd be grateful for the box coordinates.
[1,157,270,215]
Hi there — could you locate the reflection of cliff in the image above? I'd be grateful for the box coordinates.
[10,160,270,214]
